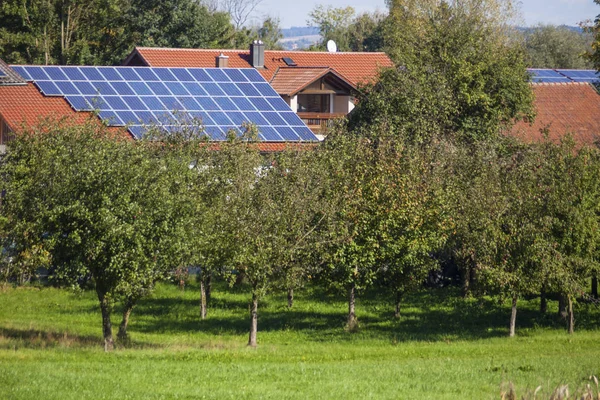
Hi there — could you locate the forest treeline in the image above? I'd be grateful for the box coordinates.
[1,0,598,70]
[0,0,599,351]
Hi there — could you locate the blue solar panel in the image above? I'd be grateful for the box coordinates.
[45,67,69,81]
[98,67,123,81]
[80,68,104,81]
[0,70,6,78]
[15,66,318,142]
[118,68,141,81]
[35,81,62,96]
[74,81,98,95]
[28,67,49,80]
[11,66,30,80]
[528,68,600,84]
[206,69,230,82]
[223,69,247,82]
[214,97,238,111]
[111,81,135,96]
[65,96,92,111]
[63,68,86,81]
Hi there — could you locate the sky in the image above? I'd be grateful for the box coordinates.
[252,0,599,29]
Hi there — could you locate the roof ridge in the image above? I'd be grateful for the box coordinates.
[136,46,390,55]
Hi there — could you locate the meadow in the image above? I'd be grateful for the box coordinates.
[1,281,599,399]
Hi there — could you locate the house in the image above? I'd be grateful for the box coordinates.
[123,42,395,136]
[509,69,600,146]
[0,59,319,152]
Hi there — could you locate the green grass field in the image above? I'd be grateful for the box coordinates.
[1,281,599,399]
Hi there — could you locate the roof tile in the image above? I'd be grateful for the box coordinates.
[509,83,600,146]
[128,47,394,87]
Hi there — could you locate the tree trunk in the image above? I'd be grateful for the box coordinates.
[509,295,517,337]
[117,299,135,343]
[248,292,259,347]
[540,285,547,314]
[98,292,114,352]
[205,274,212,304]
[287,288,294,308]
[460,266,470,298]
[558,295,568,320]
[592,275,598,299]
[394,291,402,319]
[200,280,207,320]
[347,283,358,331]
[567,296,574,335]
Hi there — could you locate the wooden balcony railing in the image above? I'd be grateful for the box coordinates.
[297,112,347,133]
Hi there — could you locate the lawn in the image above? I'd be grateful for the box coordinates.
[1,281,599,399]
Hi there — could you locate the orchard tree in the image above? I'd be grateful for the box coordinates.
[477,141,553,337]
[313,129,383,330]
[443,141,506,297]
[0,119,190,350]
[541,141,600,334]
[373,139,447,318]
[209,130,327,347]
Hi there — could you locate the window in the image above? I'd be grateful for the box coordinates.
[297,94,330,113]
[0,119,12,145]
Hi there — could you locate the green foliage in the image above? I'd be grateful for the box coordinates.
[523,25,594,69]
[0,0,235,65]
[589,0,600,71]
[307,5,356,51]
[0,119,192,349]
[307,5,384,52]
[353,0,534,143]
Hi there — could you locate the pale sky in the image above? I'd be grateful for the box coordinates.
[252,0,599,29]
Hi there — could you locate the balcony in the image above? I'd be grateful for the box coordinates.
[297,112,347,134]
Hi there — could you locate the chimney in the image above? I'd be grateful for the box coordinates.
[250,40,265,69]
[216,53,229,68]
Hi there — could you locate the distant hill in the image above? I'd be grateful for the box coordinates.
[517,25,584,33]
[281,26,320,38]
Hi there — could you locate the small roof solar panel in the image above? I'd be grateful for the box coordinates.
[0,70,7,78]
[283,57,297,66]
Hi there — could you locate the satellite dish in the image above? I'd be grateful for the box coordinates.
[326,40,337,53]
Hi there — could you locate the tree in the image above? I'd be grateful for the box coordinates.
[217,0,262,31]
[307,5,356,51]
[538,141,600,334]
[347,12,385,52]
[441,140,507,298]
[0,0,235,65]
[215,130,328,346]
[356,0,534,143]
[372,139,446,318]
[523,24,594,69]
[123,0,234,52]
[0,0,130,65]
[488,142,552,337]
[256,17,284,50]
[0,119,190,350]
[589,0,600,71]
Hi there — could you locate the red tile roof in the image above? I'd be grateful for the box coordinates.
[509,83,600,146]
[270,67,356,96]
[0,84,130,139]
[0,83,90,129]
[126,47,394,87]
[0,83,313,150]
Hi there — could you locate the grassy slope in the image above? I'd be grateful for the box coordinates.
[1,282,599,399]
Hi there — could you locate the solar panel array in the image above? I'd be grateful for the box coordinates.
[529,69,600,84]
[11,65,318,142]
